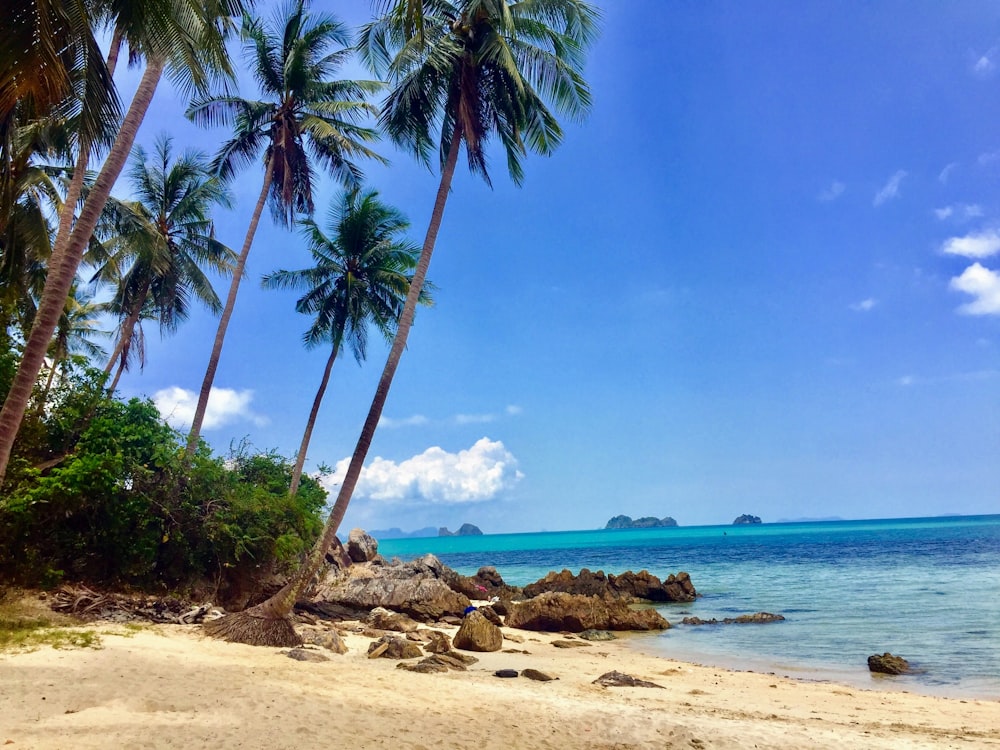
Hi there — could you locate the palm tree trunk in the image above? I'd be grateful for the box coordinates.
[103,291,148,393]
[0,57,165,484]
[205,125,464,646]
[185,160,274,458]
[288,339,341,496]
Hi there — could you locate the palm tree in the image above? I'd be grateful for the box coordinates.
[263,188,427,496]
[0,0,246,484]
[183,0,386,458]
[88,135,235,394]
[36,284,108,409]
[205,0,598,646]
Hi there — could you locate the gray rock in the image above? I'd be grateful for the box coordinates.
[521,669,556,681]
[301,628,348,654]
[367,635,423,660]
[454,610,503,652]
[505,592,671,633]
[494,669,519,678]
[367,606,419,632]
[868,652,911,675]
[522,568,696,603]
[592,671,664,688]
[347,528,380,563]
[579,629,617,641]
[424,630,452,654]
[284,647,330,663]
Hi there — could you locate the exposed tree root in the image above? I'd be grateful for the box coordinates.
[203,607,302,647]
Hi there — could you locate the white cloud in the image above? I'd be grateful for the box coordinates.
[873,170,907,206]
[978,150,1000,166]
[378,414,429,429]
[153,386,269,430]
[850,298,877,312]
[950,263,1000,315]
[321,438,523,504]
[455,413,496,425]
[941,229,1000,259]
[818,180,845,202]
[938,162,959,183]
[505,404,523,416]
[974,55,995,75]
[934,204,983,222]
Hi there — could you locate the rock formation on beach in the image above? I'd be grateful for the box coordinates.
[732,514,762,525]
[604,515,678,529]
[301,528,696,636]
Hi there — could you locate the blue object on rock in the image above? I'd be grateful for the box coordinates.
[463,605,477,615]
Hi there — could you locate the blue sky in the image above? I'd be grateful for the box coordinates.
[106,1,999,532]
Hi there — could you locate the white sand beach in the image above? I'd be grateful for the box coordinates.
[2,619,998,750]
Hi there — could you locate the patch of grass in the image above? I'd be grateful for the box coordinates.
[0,592,102,652]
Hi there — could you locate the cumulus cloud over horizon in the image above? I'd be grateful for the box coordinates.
[873,170,907,206]
[153,386,269,430]
[950,263,1000,315]
[321,437,523,504]
[941,229,1000,259]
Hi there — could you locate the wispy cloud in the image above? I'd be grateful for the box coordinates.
[504,405,523,416]
[938,162,959,183]
[455,413,496,425]
[818,180,845,202]
[978,149,1000,166]
[153,386,269,430]
[378,414,429,429]
[897,369,1000,386]
[934,204,983,222]
[941,229,1000,259]
[321,437,523,504]
[950,263,1000,315]
[974,55,995,76]
[873,170,907,206]
[850,298,877,312]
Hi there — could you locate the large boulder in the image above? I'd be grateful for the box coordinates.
[868,652,911,675]
[310,554,471,622]
[522,568,696,603]
[505,592,670,632]
[347,528,380,563]
[366,607,419,633]
[453,610,503,652]
[443,565,522,601]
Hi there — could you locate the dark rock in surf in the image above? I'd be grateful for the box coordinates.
[522,568,696,603]
[505,592,670,633]
[868,652,911,675]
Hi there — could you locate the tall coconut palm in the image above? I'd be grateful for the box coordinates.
[262,188,428,496]
[88,135,235,394]
[183,0,385,458]
[36,284,109,409]
[0,0,246,484]
[205,0,598,646]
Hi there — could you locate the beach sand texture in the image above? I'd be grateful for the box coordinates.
[1,623,998,749]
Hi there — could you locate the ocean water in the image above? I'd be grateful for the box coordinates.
[378,515,1000,699]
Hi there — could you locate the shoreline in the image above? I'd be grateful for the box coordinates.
[2,619,998,749]
[621,630,1000,703]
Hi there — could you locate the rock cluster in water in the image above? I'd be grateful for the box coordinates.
[732,514,762,525]
[438,523,484,536]
[604,515,678,529]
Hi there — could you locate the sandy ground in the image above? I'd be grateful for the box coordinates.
[1,620,998,750]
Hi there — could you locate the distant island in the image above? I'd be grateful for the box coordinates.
[438,523,483,537]
[605,515,678,529]
[369,527,440,540]
[733,514,762,525]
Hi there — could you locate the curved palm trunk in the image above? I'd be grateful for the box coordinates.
[206,126,463,646]
[102,283,150,393]
[289,339,341,496]
[0,57,165,484]
[185,160,274,458]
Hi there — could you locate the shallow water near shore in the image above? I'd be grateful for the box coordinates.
[378,514,1000,699]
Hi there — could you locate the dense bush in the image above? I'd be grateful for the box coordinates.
[0,355,327,596]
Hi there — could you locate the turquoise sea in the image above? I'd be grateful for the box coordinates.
[378,515,1000,699]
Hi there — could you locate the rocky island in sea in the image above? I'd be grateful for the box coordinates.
[604,514,678,529]
[438,523,483,537]
[732,514,762,525]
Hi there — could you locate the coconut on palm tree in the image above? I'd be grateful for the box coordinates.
[263,187,429,496]
[87,135,235,394]
[205,0,598,647]
[182,0,386,458]
[0,0,248,484]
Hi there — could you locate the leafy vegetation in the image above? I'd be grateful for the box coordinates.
[0,358,326,596]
